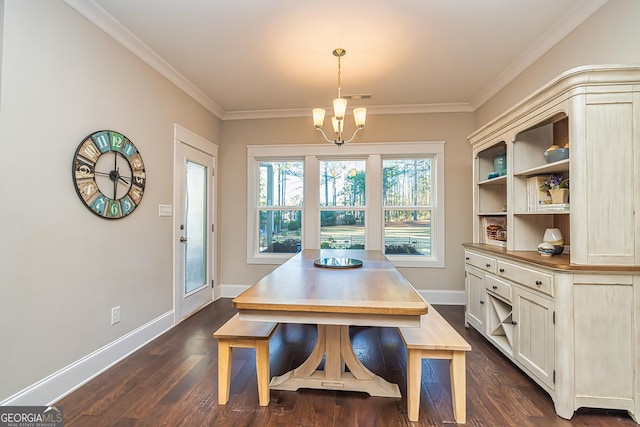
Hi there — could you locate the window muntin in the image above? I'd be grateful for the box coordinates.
[383,158,433,257]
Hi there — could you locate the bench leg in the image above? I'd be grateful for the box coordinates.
[407,349,422,422]
[218,340,232,405]
[450,351,466,424]
[255,339,270,406]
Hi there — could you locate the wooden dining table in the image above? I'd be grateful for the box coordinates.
[232,249,429,398]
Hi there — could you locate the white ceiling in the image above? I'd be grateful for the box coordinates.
[69,0,608,119]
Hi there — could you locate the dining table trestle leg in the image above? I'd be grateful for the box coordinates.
[270,324,401,398]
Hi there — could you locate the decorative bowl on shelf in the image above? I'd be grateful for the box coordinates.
[537,242,555,257]
[544,147,569,163]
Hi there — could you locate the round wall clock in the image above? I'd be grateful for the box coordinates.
[72,130,146,219]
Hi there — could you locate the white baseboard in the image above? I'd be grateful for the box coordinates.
[420,289,466,305]
[1,310,175,406]
[219,284,465,305]
[220,284,251,298]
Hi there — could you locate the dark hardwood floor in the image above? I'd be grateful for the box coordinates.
[57,299,637,426]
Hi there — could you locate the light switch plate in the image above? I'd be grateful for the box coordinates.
[158,204,173,217]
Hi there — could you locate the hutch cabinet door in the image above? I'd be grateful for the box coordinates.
[572,92,638,265]
[513,286,555,389]
[465,264,487,331]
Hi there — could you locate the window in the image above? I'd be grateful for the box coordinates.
[319,160,366,250]
[256,160,303,256]
[383,159,432,256]
[247,142,444,267]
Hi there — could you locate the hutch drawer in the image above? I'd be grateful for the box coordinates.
[465,250,496,273]
[496,260,553,296]
[485,274,512,302]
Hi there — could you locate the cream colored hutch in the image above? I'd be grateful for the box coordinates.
[464,65,640,422]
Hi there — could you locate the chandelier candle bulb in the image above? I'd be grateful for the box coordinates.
[332,116,343,134]
[313,108,326,128]
[333,98,347,120]
[354,107,367,128]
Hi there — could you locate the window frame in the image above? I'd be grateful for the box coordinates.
[247,142,445,267]
[318,158,368,251]
[381,156,441,267]
[247,154,305,264]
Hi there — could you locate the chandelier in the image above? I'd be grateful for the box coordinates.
[312,48,366,146]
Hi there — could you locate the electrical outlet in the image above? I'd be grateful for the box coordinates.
[111,306,121,325]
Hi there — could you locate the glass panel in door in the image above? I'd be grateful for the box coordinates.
[185,160,207,294]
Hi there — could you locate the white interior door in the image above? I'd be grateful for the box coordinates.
[175,137,215,322]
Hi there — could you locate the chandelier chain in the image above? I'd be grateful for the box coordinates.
[337,53,342,98]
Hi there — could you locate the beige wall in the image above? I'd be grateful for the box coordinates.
[0,0,4,108]
[218,112,475,292]
[2,0,639,407]
[0,1,220,400]
[476,0,640,127]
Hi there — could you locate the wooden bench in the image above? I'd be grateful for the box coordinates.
[212,313,278,406]
[398,305,472,423]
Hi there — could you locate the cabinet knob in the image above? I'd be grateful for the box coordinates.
[485,263,491,268]
[511,321,517,325]
[535,280,542,286]
[499,268,505,273]
[492,285,498,290]
[465,257,470,260]
[480,300,485,304]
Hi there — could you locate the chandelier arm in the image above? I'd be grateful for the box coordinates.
[343,126,364,144]
[314,126,334,144]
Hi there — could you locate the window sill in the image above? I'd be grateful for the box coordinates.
[387,255,444,268]
[247,252,298,265]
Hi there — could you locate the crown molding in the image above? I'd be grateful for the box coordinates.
[64,0,607,121]
[222,102,474,121]
[366,103,475,115]
[64,0,225,119]
[61,0,477,121]
[471,0,609,110]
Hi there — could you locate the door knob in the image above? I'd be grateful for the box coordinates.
[180,236,188,242]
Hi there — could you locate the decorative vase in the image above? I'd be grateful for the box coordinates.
[493,154,507,176]
[543,228,564,255]
[548,188,569,204]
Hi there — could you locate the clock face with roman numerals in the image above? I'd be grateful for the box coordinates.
[72,130,146,219]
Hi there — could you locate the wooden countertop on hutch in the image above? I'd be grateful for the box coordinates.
[463,243,640,272]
